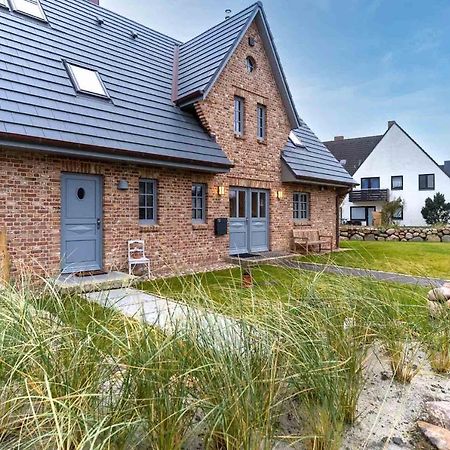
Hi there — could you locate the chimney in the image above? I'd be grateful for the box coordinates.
[90,0,99,5]
[444,161,450,176]
[388,120,396,129]
[334,136,344,141]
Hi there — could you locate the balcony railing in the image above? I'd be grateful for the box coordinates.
[349,189,389,202]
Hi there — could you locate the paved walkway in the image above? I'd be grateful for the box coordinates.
[279,260,447,287]
[85,288,245,349]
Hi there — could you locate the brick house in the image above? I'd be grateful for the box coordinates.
[0,0,355,277]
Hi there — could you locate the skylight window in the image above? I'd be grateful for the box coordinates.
[10,0,47,21]
[66,63,109,98]
[289,131,303,147]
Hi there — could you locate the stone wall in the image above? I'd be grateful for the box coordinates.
[341,226,450,242]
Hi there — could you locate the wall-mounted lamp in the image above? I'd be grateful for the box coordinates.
[217,185,226,196]
[117,179,129,190]
[276,190,284,200]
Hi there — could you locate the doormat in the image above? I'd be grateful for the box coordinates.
[74,270,108,277]
[230,253,259,259]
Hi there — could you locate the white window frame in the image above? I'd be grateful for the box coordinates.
[234,96,244,136]
[0,0,9,9]
[65,61,110,99]
[257,104,266,141]
[293,192,310,221]
[9,0,47,21]
[139,179,157,225]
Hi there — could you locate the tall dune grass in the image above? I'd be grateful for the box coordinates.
[0,266,436,449]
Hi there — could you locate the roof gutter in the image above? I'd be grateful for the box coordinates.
[0,136,232,174]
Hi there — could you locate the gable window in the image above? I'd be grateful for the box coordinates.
[419,174,435,190]
[65,62,109,98]
[246,56,256,73]
[293,192,309,220]
[234,96,244,136]
[391,175,403,190]
[361,177,380,189]
[192,183,206,223]
[10,0,47,21]
[139,179,157,224]
[257,104,266,141]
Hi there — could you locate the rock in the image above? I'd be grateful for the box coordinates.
[411,237,424,242]
[427,234,442,242]
[387,235,400,241]
[340,236,349,241]
[405,233,413,239]
[386,228,396,235]
[427,300,448,317]
[350,234,363,241]
[443,229,450,235]
[418,421,450,450]
[365,234,376,241]
[428,287,450,302]
[392,436,405,446]
[443,236,450,242]
[426,401,450,430]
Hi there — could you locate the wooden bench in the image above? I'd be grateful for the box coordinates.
[292,229,333,255]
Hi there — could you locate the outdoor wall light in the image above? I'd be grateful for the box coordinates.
[276,190,284,200]
[218,185,226,196]
[117,179,129,190]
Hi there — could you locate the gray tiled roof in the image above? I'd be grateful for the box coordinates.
[282,122,356,186]
[323,135,383,175]
[0,0,232,170]
[177,3,258,101]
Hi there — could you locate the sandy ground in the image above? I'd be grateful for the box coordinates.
[340,346,450,449]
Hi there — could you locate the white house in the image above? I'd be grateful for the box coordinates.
[324,121,450,226]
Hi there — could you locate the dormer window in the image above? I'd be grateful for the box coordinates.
[289,131,303,147]
[65,62,109,98]
[10,0,47,21]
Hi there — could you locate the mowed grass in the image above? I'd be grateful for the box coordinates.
[297,240,450,279]
[142,264,429,324]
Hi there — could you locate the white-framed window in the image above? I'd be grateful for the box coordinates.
[0,0,9,9]
[139,179,157,225]
[257,104,266,140]
[391,175,403,190]
[9,0,47,21]
[234,96,244,136]
[65,62,109,98]
[192,183,206,223]
[419,173,435,190]
[293,192,309,220]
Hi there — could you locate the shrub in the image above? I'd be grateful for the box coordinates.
[381,198,404,226]
[421,192,450,225]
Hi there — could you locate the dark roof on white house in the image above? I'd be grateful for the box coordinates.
[0,0,354,184]
[440,162,450,178]
[323,135,383,175]
[282,121,356,186]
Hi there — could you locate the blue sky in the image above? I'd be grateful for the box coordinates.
[102,0,450,163]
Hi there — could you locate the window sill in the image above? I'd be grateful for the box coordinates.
[257,139,267,145]
[234,133,245,140]
[294,220,311,227]
[139,224,160,232]
[192,223,208,230]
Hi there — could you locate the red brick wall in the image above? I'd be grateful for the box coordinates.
[1,20,341,278]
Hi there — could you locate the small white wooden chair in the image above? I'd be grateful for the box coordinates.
[128,240,151,277]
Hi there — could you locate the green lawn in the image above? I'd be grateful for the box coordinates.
[142,264,429,322]
[298,240,450,279]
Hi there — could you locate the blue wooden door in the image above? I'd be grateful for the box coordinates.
[61,173,103,273]
[229,188,248,255]
[229,188,269,255]
[250,190,268,252]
